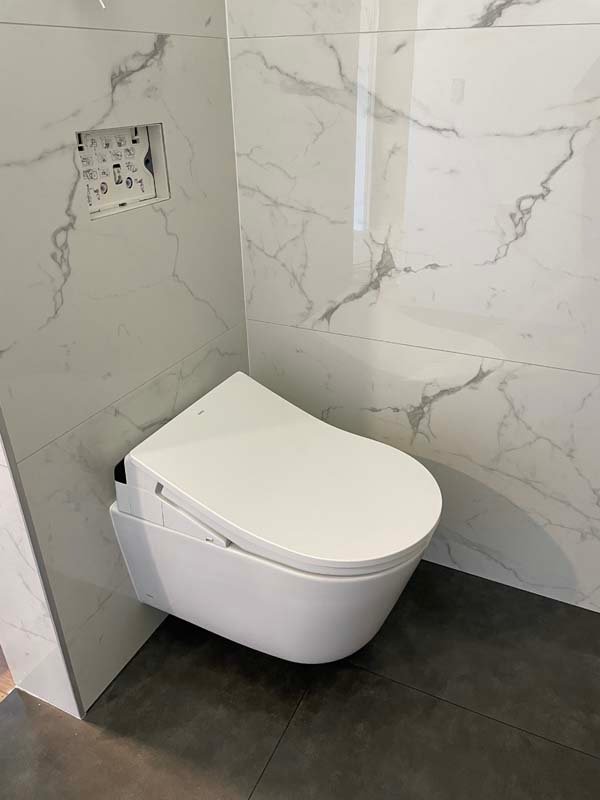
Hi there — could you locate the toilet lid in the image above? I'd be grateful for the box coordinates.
[129,372,442,576]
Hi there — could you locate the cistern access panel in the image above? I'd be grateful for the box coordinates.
[76,123,169,219]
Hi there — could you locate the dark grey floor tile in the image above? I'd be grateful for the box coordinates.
[351,561,600,756]
[0,617,310,800]
[252,665,600,800]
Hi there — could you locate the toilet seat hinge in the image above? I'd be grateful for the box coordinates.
[155,483,230,548]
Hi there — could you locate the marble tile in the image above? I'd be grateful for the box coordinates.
[0,0,225,37]
[0,438,79,717]
[248,320,600,612]
[18,324,248,710]
[228,0,600,38]
[232,26,600,373]
[0,25,244,461]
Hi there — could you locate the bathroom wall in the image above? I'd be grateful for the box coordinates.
[229,2,600,611]
[0,426,79,716]
[0,1,247,711]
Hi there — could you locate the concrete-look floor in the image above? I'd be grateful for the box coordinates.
[1,562,600,799]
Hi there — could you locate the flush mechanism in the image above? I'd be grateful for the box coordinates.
[76,123,169,219]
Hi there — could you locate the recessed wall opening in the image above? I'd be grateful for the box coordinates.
[75,123,170,219]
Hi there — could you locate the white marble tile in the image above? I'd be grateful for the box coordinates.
[232,33,409,330]
[0,438,79,716]
[228,0,414,38]
[248,321,600,612]
[0,0,225,37]
[63,581,162,711]
[18,324,248,710]
[228,0,600,38]
[0,25,244,461]
[232,27,600,374]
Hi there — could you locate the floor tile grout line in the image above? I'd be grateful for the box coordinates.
[247,686,309,800]
[350,662,600,763]
[247,317,600,379]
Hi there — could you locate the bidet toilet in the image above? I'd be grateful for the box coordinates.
[110,372,442,662]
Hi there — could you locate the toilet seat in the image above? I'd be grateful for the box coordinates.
[119,372,442,577]
[112,372,443,663]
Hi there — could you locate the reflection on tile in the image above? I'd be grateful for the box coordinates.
[232,32,412,330]
[253,665,600,800]
[0,0,225,36]
[354,561,600,757]
[0,25,244,461]
[228,0,600,38]
[248,320,600,611]
[233,27,600,372]
[18,324,249,710]
[0,439,79,716]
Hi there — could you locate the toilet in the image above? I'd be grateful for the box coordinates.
[110,372,442,663]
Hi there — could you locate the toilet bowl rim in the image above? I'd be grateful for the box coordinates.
[192,498,440,577]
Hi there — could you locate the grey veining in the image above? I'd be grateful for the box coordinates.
[474,0,543,28]
[0,18,247,714]
[0,25,244,461]
[365,363,496,443]
[0,438,79,716]
[248,320,600,612]
[233,27,600,374]
[19,324,249,710]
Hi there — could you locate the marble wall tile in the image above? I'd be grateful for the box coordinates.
[0,0,225,37]
[0,437,79,716]
[0,24,244,461]
[248,321,600,612]
[232,26,600,374]
[228,0,600,38]
[17,324,248,710]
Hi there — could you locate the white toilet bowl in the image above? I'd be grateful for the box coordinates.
[110,372,442,663]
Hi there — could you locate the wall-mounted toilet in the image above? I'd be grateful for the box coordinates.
[110,372,442,663]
